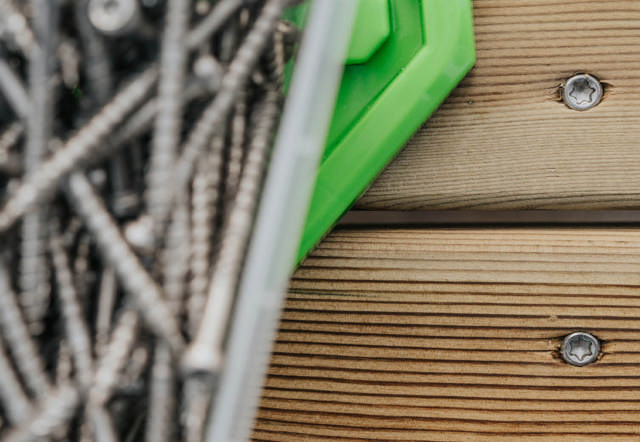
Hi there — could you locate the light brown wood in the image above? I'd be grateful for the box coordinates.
[255,228,640,441]
[357,0,640,210]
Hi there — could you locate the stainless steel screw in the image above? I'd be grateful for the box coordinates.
[0,58,31,119]
[188,133,224,335]
[145,344,175,442]
[119,344,149,389]
[4,383,81,442]
[0,122,23,174]
[56,341,72,385]
[65,172,185,354]
[146,0,191,239]
[183,86,281,375]
[0,0,35,55]
[90,309,139,406]
[0,66,158,234]
[164,198,191,316]
[95,266,117,359]
[181,376,214,442]
[0,262,51,398]
[174,0,291,197]
[109,152,140,218]
[186,0,243,50]
[0,0,237,235]
[88,0,144,36]
[74,0,114,104]
[563,74,603,111]
[562,331,600,366]
[223,93,247,204]
[49,224,94,389]
[0,337,32,425]
[20,0,56,337]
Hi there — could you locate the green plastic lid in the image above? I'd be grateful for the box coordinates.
[297,0,475,262]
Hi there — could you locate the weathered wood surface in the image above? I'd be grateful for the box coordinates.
[358,0,640,210]
[255,228,640,440]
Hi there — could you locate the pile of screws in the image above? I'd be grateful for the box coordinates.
[0,0,297,440]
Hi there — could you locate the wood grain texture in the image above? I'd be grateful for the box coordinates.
[255,228,640,441]
[357,0,640,210]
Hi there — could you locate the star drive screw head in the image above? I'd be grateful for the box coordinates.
[562,331,600,366]
[563,74,602,111]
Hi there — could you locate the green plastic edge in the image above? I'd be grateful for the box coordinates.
[297,0,476,263]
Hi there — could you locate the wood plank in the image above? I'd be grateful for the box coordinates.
[255,228,640,440]
[357,0,640,210]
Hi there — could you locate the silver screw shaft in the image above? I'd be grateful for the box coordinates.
[187,133,225,335]
[95,266,117,359]
[174,0,290,198]
[145,344,175,442]
[4,383,80,442]
[90,309,139,406]
[0,0,243,235]
[65,172,185,354]
[183,86,281,375]
[20,0,57,336]
[0,337,32,425]
[0,262,51,398]
[49,224,94,389]
[0,59,31,119]
[147,0,192,239]
[0,0,35,55]
[0,66,158,234]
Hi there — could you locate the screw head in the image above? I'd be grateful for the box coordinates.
[563,74,602,111]
[88,0,140,36]
[562,332,600,366]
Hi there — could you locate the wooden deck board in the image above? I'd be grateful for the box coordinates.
[255,228,640,440]
[358,0,640,210]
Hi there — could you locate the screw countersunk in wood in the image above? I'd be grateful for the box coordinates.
[4,383,81,442]
[146,0,192,239]
[174,0,290,197]
[562,331,600,366]
[0,336,33,425]
[563,74,603,111]
[65,172,185,354]
[0,66,158,234]
[183,86,281,375]
[0,262,51,398]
